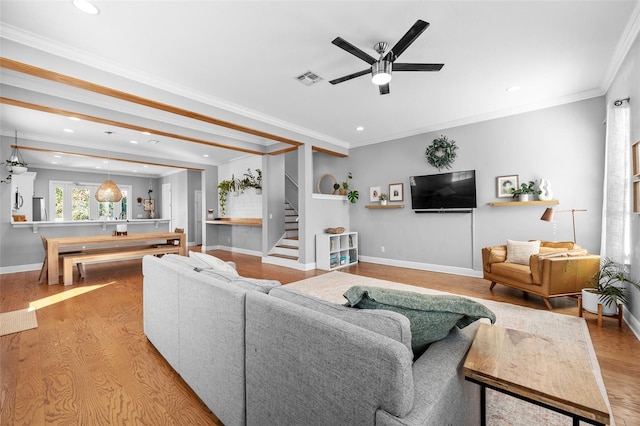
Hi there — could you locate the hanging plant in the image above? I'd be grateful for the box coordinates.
[425,135,458,170]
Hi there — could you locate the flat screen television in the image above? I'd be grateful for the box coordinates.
[410,170,477,210]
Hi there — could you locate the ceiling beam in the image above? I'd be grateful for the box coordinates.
[1,57,304,147]
[12,145,203,171]
[1,97,266,156]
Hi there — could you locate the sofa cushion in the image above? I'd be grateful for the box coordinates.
[541,241,577,250]
[505,239,540,265]
[343,286,496,356]
[189,251,239,276]
[491,262,534,284]
[270,286,412,353]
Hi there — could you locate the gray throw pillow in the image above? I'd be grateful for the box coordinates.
[343,286,496,355]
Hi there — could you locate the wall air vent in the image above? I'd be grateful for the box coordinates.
[295,71,323,86]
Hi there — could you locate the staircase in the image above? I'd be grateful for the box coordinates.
[266,202,299,264]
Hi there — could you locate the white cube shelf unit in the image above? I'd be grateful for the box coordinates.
[316,232,358,271]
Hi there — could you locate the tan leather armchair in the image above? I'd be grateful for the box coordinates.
[482,241,600,309]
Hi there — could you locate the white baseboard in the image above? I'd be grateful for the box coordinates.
[358,255,483,278]
[0,263,41,274]
[624,309,640,341]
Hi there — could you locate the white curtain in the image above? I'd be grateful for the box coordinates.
[601,103,631,263]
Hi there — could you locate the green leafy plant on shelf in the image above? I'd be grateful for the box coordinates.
[333,172,359,203]
[509,181,541,199]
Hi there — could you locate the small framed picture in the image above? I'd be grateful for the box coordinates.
[143,199,155,211]
[496,175,519,198]
[389,183,403,202]
[369,186,381,202]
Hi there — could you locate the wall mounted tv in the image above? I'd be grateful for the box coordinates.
[409,170,477,210]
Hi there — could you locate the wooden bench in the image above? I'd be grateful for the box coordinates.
[62,244,181,286]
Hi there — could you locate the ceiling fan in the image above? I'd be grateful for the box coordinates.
[329,19,444,95]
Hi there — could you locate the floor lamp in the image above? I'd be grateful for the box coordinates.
[540,208,587,244]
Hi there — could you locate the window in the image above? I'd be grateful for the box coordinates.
[49,180,131,221]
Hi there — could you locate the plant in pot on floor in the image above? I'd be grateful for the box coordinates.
[509,180,541,202]
[582,258,640,316]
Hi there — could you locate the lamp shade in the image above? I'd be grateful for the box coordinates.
[540,208,555,222]
[95,179,123,202]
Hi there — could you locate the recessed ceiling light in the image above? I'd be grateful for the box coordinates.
[95,166,102,169]
[53,154,61,158]
[356,126,364,131]
[142,131,151,135]
[143,165,149,168]
[51,161,58,165]
[203,154,209,157]
[72,0,100,15]
[506,85,521,92]
[68,116,81,121]
[63,128,74,133]
[130,140,139,144]
[148,140,159,145]
[103,160,109,164]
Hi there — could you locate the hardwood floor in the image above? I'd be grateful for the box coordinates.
[1,251,638,425]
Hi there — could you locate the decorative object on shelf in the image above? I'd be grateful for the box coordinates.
[115,223,128,236]
[389,183,403,201]
[1,131,29,183]
[378,193,389,206]
[95,131,123,202]
[581,257,640,317]
[496,175,519,198]
[425,135,457,170]
[537,179,553,201]
[137,197,143,206]
[369,186,381,202]
[325,227,345,234]
[509,180,540,201]
[317,173,337,194]
[332,172,359,203]
[540,207,587,243]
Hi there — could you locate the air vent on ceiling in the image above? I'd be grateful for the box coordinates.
[296,71,323,86]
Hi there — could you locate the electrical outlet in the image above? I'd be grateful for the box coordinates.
[381,246,385,253]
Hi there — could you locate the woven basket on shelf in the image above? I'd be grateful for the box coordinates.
[325,227,345,234]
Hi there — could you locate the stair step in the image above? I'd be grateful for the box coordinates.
[268,253,298,261]
[285,236,299,241]
[276,244,298,250]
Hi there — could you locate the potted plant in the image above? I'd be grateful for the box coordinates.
[379,193,389,206]
[510,181,541,201]
[332,172,359,203]
[243,168,262,193]
[217,179,234,216]
[582,258,640,316]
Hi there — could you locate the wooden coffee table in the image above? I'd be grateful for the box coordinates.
[463,323,610,426]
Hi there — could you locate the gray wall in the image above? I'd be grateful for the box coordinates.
[314,97,606,275]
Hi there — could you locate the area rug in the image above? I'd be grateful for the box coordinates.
[0,308,38,336]
[286,271,614,426]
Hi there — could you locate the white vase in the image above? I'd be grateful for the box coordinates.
[581,288,619,316]
[518,194,531,202]
[538,179,553,201]
[381,200,388,206]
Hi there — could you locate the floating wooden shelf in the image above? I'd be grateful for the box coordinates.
[365,204,404,209]
[488,200,560,207]
[206,218,262,226]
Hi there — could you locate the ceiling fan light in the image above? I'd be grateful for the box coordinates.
[371,61,392,85]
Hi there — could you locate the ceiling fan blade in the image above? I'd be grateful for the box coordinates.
[393,63,444,72]
[332,37,377,65]
[385,20,430,61]
[329,69,371,85]
[379,83,390,95]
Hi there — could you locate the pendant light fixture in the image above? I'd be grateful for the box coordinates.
[95,131,123,202]
[7,130,28,175]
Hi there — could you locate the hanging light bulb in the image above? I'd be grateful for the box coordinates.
[95,131,122,202]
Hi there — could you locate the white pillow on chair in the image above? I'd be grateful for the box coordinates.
[505,240,540,265]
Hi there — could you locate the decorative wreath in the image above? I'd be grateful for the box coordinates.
[425,135,458,170]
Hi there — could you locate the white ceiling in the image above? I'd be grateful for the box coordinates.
[1,0,639,176]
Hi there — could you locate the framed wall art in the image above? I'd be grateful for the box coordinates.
[496,175,519,198]
[389,183,403,202]
[369,186,381,202]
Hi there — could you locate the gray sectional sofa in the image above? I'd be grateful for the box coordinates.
[142,254,481,426]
